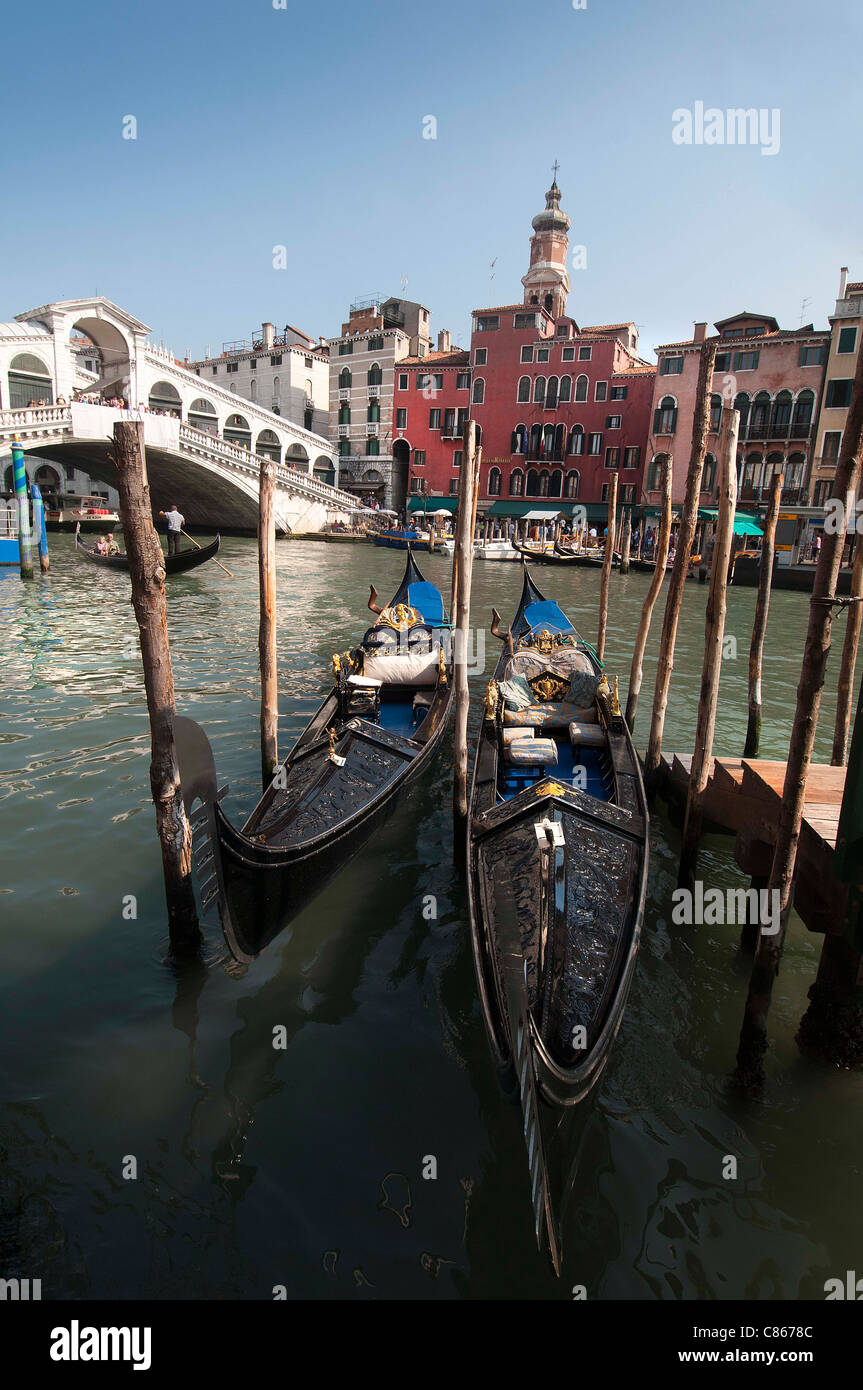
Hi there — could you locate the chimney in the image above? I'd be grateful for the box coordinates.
[693,322,707,343]
[437,328,451,353]
[839,267,849,299]
[262,322,275,349]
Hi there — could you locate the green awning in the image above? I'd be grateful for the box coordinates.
[486,501,581,518]
[408,496,458,513]
[698,509,763,537]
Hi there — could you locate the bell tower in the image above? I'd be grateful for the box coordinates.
[521,166,571,319]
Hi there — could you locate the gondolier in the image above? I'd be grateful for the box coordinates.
[160,504,185,556]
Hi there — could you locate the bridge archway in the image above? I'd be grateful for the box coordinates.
[314,454,335,486]
[9,352,54,408]
[224,413,252,449]
[148,380,183,418]
[34,463,62,493]
[286,443,309,472]
[188,398,218,434]
[256,429,281,463]
[69,314,132,398]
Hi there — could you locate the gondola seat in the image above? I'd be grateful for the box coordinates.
[360,649,440,685]
[568,720,607,750]
[503,701,596,729]
[504,737,558,766]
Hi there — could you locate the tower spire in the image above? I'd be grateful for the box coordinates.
[521,177,571,319]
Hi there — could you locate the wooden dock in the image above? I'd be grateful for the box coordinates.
[660,754,847,934]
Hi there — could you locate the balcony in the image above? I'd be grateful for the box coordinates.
[338,388,350,401]
[740,485,806,506]
[743,421,812,442]
[367,384,382,399]
[367,422,379,436]
[337,424,350,437]
[441,427,461,439]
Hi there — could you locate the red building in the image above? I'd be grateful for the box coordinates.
[401,178,656,528]
[393,331,471,516]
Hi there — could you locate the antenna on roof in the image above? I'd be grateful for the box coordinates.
[401,274,408,293]
[799,296,812,327]
[489,256,497,301]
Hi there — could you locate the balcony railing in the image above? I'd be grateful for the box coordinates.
[338,388,350,401]
[337,424,350,437]
[367,384,382,398]
[740,485,806,505]
[367,422,379,435]
[743,421,812,441]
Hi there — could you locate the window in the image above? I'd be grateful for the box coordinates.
[449,478,459,495]
[398,373,408,390]
[654,396,677,434]
[733,350,760,371]
[226,362,238,373]
[575,374,588,402]
[822,431,841,460]
[568,426,584,455]
[798,344,825,367]
[457,407,469,432]
[660,355,683,375]
[368,335,384,351]
[647,457,663,490]
[366,438,380,456]
[411,475,427,494]
[453,451,463,468]
[367,402,380,423]
[562,346,575,361]
[488,467,502,495]
[578,346,592,361]
[511,424,527,454]
[546,376,559,408]
[510,469,524,496]
[601,484,611,502]
[413,450,426,466]
[417,374,429,391]
[521,345,534,363]
[723,327,744,339]
[624,446,640,469]
[536,348,549,363]
[838,326,858,355]
[605,415,621,429]
[338,439,351,457]
[305,356,313,368]
[559,375,572,403]
[533,377,546,404]
[432,374,443,391]
[564,470,579,498]
[826,379,853,409]
[443,409,456,435]
[514,313,538,329]
[610,385,628,401]
[474,348,487,365]
[472,377,485,404]
[620,484,637,504]
[338,342,353,355]
[250,379,257,400]
[714,352,730,371]
[339,367,352,388]
[517,376,531,403]
[702,454,717,493]
[429,408,441,429]
[249,359,257,369]
[367,363,383,386]
[456,372,470,390]
[605,447,620,468]
[588,433,602,455]
[709,393,722,432]
[595,381,607,401]
[396,408,407,430]
[270,354,282,365]
[338,403,350,424]
[212,365,218,374]
[476,316,499,331]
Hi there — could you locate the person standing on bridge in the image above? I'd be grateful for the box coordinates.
[159,504,185,556]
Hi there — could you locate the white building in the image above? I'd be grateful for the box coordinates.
[186,322,330,439]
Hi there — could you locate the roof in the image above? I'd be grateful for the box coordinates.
[471,303,552,316]
[398,350,470,367]
[0,321,53,340]
[656,327,829,351]
[581,322,634,334]
[846,282,863,295]
[614,365,656,377]
[714,311,780,332]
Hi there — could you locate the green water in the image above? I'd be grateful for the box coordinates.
[1,535,860,1300]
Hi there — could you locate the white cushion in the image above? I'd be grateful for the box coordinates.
[347,673,382,688]
[361,649,440,686]
[505,738,558,766]
[568,721,607,750]
[502,727,535,746]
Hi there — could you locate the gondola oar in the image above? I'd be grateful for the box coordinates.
[181,528,234,578]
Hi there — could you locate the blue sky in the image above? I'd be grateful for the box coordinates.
[2,0,860,361]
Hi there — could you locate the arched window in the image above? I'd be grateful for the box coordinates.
[475,424,482,445]
[339,367,352,388]
[250,379,257,401]
[575,374,588,402]
[654,395,677,435]
[338,402,350,424]
[564,469,580,498]
[367,362,382,387]
[786,452,806,488]
[273,376,281,398]
[709,393,722,432]
[472,377,485,405]
[529,423,543,459]
[148,380,182,417]
[792,390,814,434]
[256,429,280,462]
[488,467,501,496]
[734,391,750,434]
[546,376,559,409]
[526,468,540,496]
[567,425,585,455]
[533,376,546,404]
[553,423,566,460]
[750,391,771,435]
[511,424,527,454]
[559,375,572,403]
[702,453,717,493]
[539,470,550,497]
[548,469,562,498]
[188,397,218,434]
[765,451,784,491]
[771,390,792,435]
[542,424,555,458]
[743,451,763,490]
[517,376,531,403]
[224,413,252,448]
[8,352,53,408]
[510,468,524,496]
[648,456,664,490]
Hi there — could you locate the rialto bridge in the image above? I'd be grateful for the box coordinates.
[0,298,359,532]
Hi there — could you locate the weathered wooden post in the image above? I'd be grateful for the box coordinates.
[30,480,50,573]
[736,346,863,1089]
[619,508,632,574]
[112,421,200,952]
[258,455,279,790]
[832,536,863,766]
[743,470,783,758]
[626,455,672,729]
[11,438,33,580]
[453,420,480,827]
[597,471,618,662]
[678,409,740,888]
[644,341,717,795]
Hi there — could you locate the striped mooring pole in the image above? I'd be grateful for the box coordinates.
[30,481,50,573]
[11,437,34,579]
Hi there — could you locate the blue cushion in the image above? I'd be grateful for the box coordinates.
[407,581,444,624]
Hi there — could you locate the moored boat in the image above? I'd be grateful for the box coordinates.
[74,525,221,575]
[43,493,119,532]
[176,549,455,961]
[372,526,434,551]
[466,568,648,1271]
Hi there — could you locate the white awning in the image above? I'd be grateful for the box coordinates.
[523,509,560,521]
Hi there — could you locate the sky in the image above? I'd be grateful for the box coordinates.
[1,0,860,363]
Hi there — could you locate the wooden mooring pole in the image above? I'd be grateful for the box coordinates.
[644,341,717,795]
[678,409,740,889]
[735,347,863,1089]
[743,470,783,758]
[831,535,863,766]
[619,507,632,575]
[626,454,672,730]
[258,456,279,790]
[597,470,618,663]
[453,420,481,827]
[112,421,200,953]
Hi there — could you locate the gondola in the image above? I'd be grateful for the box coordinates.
[75,525,221,575]
[175,549,454,962]
[466,568,648,1273]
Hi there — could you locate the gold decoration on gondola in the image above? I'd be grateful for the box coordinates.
[377,603,423,632]
[328,727,338,756]
[439,646,448,684]
[528,671,570,703]
[597,673,611,701]
[484,679,499,721]
[536,780,568,797]
[332,653,341,680]
[611,676,621,717]
[517,628,578,654]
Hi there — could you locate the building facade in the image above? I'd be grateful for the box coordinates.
[187,322,330,439]
[811,269,863,506]
[392,333,471,506]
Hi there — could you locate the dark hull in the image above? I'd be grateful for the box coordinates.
[372,531,432,550]
[731,553,853,594]
[75,529,221,574]
[466,569,648,1270]
[515,543,589,567]
[177,549,454,961]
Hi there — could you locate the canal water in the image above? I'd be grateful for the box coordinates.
[1,535,861,1300]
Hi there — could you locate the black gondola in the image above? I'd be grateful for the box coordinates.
[75,525,221,575]
[175,549,454,962]
[467,568,648,1272]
